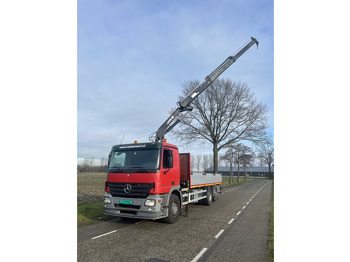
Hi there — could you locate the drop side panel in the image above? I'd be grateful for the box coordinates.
[190,172,222,188]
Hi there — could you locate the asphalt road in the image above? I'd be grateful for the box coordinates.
[78,179,272,262]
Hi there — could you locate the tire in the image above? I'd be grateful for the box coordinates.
[212,185,219,201]
[163,194,180,224]
[203,187,213,206]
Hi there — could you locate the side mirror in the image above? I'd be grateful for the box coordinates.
[107,151,112,168]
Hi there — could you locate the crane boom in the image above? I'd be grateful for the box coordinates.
[153,37,259,142]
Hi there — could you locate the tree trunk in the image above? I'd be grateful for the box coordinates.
[213,143,219,174]
[229,160,233,184]
[237,163,240,182]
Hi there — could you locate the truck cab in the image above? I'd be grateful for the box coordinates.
[104,141,181,221]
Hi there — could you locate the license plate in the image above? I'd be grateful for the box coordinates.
[120,200,133,205]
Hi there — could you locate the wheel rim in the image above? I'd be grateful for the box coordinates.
[171,202,178,216]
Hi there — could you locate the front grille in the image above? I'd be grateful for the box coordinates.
[107,182,154,198]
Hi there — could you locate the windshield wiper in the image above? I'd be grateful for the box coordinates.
[109,167,126,172]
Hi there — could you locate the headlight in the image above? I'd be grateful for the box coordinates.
[104,197,111,204]
[144,199,156,207]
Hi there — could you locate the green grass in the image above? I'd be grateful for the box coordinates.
[268,181,274,262]
[77,172,112,227]
[78,200,112,227]
[221,176,254,189]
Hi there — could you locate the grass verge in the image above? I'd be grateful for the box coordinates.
[77,200,112,227]
[221,177,254,189]
[268,181,274,262]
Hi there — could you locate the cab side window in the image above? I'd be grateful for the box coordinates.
[163,149,173,169]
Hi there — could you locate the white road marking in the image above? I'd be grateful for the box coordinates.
[214,229,225,239]
[247,201,250,205]
[135,220,146,225]
[91,230,118,240]
[242,205,246,209]
[191,248,208,262]
[255,182,267,194]
[236,211,241,216]
[228,218,235,224]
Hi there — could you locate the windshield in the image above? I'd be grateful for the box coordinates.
[108,149,160,172]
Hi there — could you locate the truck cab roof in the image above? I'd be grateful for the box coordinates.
[111,142,178,151]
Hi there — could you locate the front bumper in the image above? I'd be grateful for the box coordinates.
[103,193,168,220]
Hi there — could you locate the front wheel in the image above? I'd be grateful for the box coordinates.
[163,194,180,224]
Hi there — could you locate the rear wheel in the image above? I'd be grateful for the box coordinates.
[163,194,180,224]
[203,187,213,206]
[213,185,219,201]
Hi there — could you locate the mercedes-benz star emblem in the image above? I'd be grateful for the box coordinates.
[124,184,132,194]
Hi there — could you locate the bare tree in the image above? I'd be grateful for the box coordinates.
[240,153,253,180]
[257,137,274,179]
[190,154,196,171]
[251,151,257,167]
[87,157,95,167]
[79,157,107,173]
[222,143,252,182]
[190,154,202,171]
[217,153,226,167]
[83,157,95,172]
[81,158,90,172]
[195,154,202,171]
[221,147,235,183]
[201,154,211,171]
[258,153,265,167]
[100,157,107,172]
[172,79,268,173]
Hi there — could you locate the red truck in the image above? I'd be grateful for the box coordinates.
[104,37,258,223]
[104,140,222,223]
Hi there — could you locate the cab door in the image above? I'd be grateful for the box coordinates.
[159,147,179,193]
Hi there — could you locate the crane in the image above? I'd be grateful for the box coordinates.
[152,37,259,143]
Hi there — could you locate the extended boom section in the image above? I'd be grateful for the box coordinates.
[153,37,258,142]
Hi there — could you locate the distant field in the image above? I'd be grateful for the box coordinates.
[77,172,107,202]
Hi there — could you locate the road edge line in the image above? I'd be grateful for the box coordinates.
[191,248,208,262]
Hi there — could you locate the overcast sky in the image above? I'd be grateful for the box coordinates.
[78,0,274,161]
